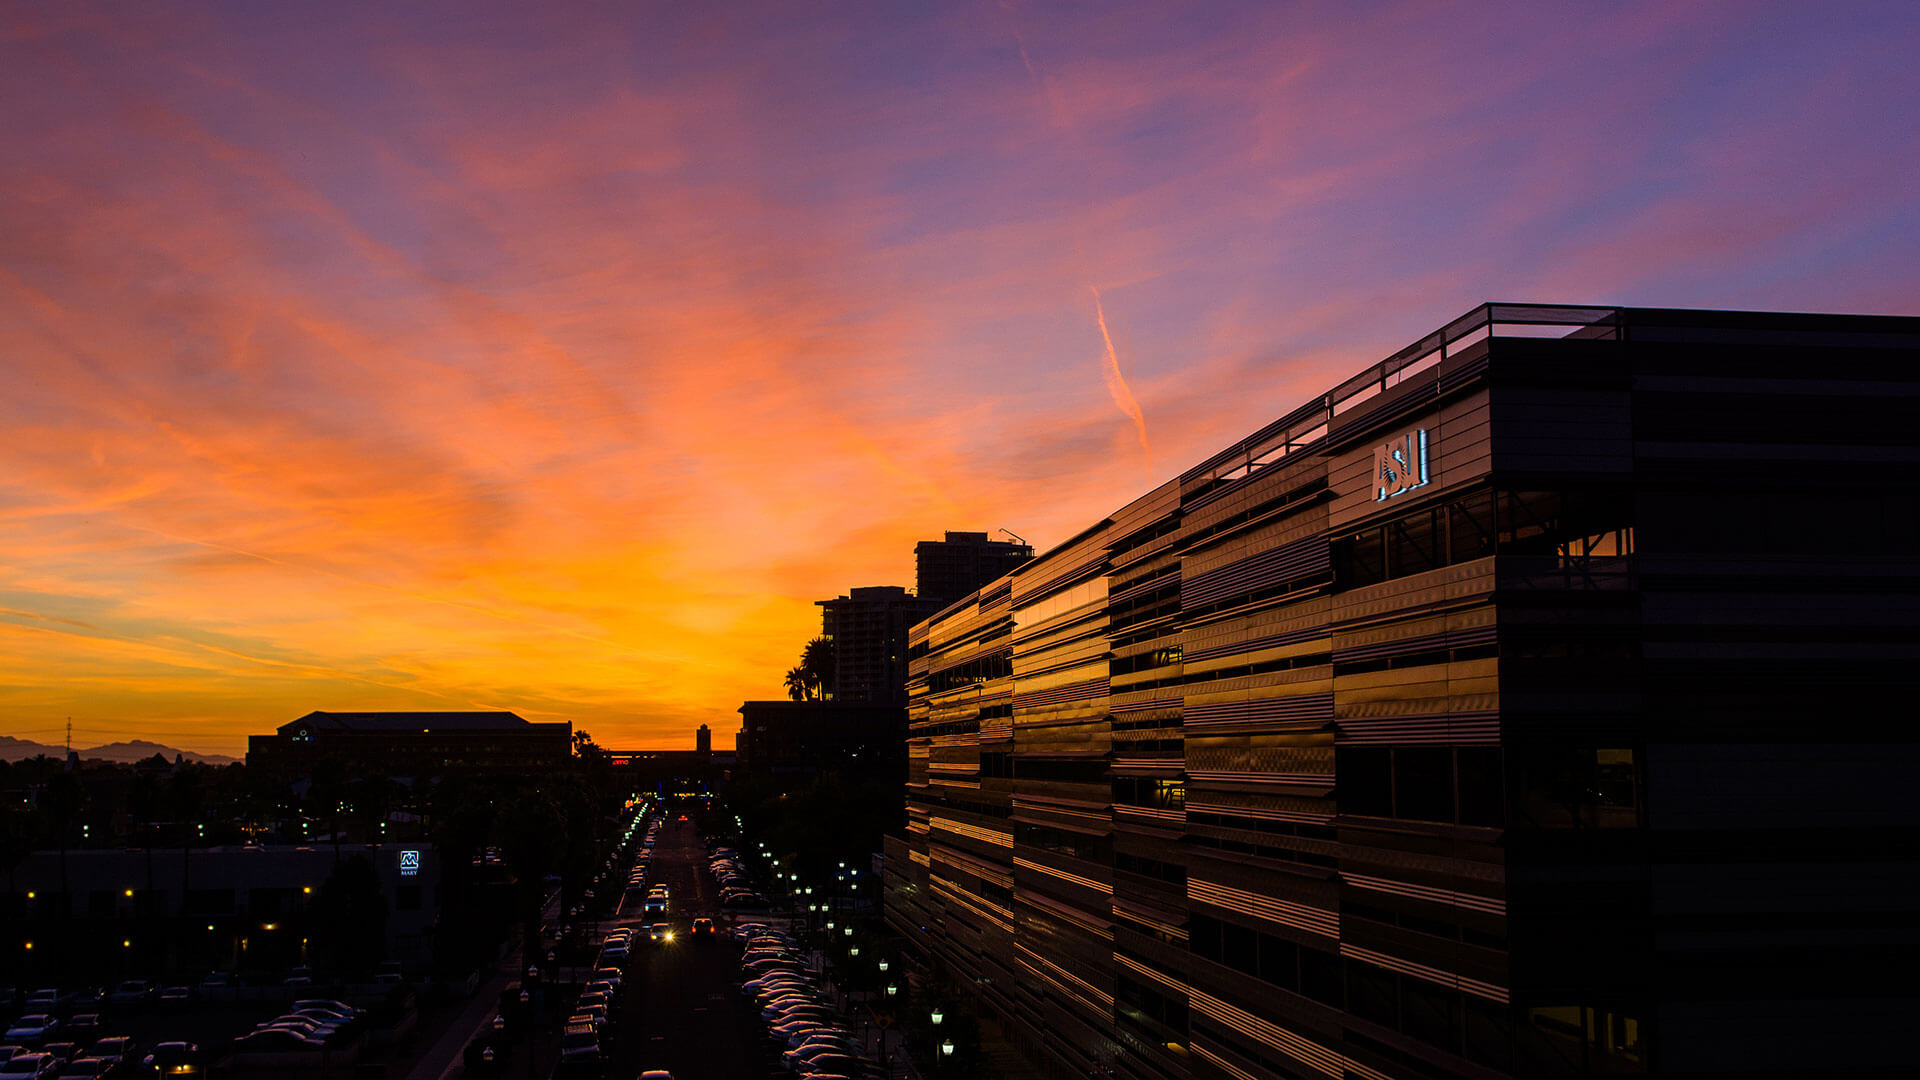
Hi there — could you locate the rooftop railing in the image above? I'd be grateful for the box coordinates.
[1182,303,1622,491]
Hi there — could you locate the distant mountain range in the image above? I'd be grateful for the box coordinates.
[0,735,239,766]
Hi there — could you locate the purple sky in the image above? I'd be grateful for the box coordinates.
[2,0,1916,752]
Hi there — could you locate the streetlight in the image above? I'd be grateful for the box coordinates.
[930,1008,944,1025]
[886,983,898,997]
[878,959,889,973]
[941,1040,956,1058]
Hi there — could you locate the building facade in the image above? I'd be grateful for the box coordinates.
[820,586,947,705]
[6,843,444,977]
[247,711,573,780]
[735,701,906,779]
[886,304,1920,1079]
[917,530,1035,606]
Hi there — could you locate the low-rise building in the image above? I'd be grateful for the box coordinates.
[247,710,572,780]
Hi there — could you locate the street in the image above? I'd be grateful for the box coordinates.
[604,816,769,1080]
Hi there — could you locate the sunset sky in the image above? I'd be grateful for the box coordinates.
[4,1,1917,755]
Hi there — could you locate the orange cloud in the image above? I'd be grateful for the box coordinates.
[0,1,1914,754]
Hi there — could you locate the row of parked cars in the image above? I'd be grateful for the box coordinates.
[1,983,209,1080]
[736,927,880,1080]
[0,1037,192,1079]
[226,997,365,1068]
[708,846,769,908]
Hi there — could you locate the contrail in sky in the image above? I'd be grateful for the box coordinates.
[1091,286,1153,478]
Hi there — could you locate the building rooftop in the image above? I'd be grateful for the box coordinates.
[278,710,559,734]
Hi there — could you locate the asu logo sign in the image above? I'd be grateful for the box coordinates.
[399,850,421,877]
[1372,428,1430,501]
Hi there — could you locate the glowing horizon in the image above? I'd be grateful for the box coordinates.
[3,1,1917,755]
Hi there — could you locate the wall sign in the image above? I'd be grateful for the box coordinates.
[1372,428,1430,501]
[399,850,421,877]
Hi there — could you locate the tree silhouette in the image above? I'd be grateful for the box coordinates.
[43,769,86,915]
[126,771,162,896]
[784,666,813,702]
[168,767,204,897]
[312,854,388,977]
[801,637,836,700]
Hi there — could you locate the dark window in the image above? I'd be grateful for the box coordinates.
[1345,526,1387,588]
[1512,747,1639,829]
[1449,489,1497,561]
[1189,916,1221,960]
[1222,922,1259,977]
[1299,947,1343,1006]
[1394,748,1455,823]
[1258,934,1300,992]
[1388,508,1443,577]
[1113,852,1186,886]
[1463,996,1514,1071]
[1338,748,1393,817]
[1348,961,1398,1027]
[1456,748,1505,827]
[1403,980,1461,1054]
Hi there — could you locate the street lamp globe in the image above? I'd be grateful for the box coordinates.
[931,1008,944,1025]
[941,1041,956,1057]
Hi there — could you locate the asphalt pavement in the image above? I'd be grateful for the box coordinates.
[604,816,766,1080]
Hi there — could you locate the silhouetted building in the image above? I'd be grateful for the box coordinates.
[917,530,1034,605]
[818,586,944,705]
[696,724,713,756]
[7,843,443,971]
[247,711,571,780]
[887,303,1920,1080]
[735,701,905,778]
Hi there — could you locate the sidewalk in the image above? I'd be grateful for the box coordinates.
[402,888,562,1080]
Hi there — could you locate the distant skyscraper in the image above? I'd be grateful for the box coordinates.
[818,586,944,705]
[915,530,1033,605]
[695,723,712,756]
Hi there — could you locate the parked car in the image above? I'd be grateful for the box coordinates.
[56,1058,113,1079]
[159,986,192,1009]
[105,982,154,1009]
[139,1042,201,1078]
[231,1028,329,1068]
[292,999,363,1020]
[556,1022,600,1077]
[56,1019,97,1047]
[196,973,236,1001]
[79,1040,132,1073]
[2,1019,55,1049]
[0,1054,56,1080]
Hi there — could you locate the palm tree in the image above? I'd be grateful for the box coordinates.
[784,666,813,702]
[801,637,836,700]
